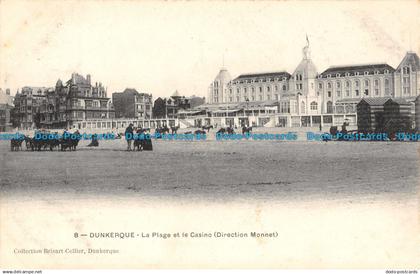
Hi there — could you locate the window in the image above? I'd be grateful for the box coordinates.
[403,87,410,94]
[318,83,323,89]
[229,89,232,94]
[364,89,369,96]
[267,95,270,100]
[282,85,287,91]
[275,86,278,91]
[259,95,262,100]
[375,88,379,96]
[374,79,379,86]
[237,88,240,94]
[346,90,350,97]
[301,101,306,113]
[310,101,318,111]
[244,87,247,93]
[364,79,369,86]
[275,94,279,100]
[267,86,270,92]
[328,91,331,98]
[236,96,240,102]
[336,81,341,88]
[403,67,410,74]
[252,87,255,93]
[327,82,332,89]
[355,90,359,96]
[384,79,390,95]
[259,87,262,92]
[326,101,333,113]
[355,80,360,87]
[336,90,341,97]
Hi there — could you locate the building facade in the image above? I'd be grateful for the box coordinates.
[13,73,115,129]
[206,40,420,128]
[0,88,14,132]
[152,91,192,119]
[112,88,152,119]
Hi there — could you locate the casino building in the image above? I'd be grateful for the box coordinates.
[202,40,420,128]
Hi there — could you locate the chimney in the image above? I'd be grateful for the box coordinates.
[6,88,10,95]
[86,74,91,85]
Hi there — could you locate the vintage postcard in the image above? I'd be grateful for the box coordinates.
[0,0,419,272]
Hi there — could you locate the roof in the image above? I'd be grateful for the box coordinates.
[397,52,420,71]
[233,71,291,81]
[385,98,412,105]
[335,98,362,104]
[358,97,392,106]
[320,64,395,78]
[293,58,318,78]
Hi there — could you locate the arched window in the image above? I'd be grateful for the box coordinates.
[327,101,333,114]
[310,101,318,111]
[364,79,369,86]
[318,83,323,90]
[345,81,350,88]
[327,82,332,89]
[282,85,287,91]
[301,101,306,113]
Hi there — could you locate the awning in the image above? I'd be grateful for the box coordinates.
[177,110,205,115]
[211,109,242,114]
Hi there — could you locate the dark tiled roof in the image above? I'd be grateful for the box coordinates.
[397,52,420,71]
[358,97,391,106]
[386,98,412,105]
[233,71,291,82]
[320,64,395,78]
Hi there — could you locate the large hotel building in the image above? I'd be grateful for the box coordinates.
[203,41,420,128]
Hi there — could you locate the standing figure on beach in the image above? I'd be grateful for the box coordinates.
[125,123,134,151]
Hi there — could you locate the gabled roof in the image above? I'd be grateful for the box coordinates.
[320,64,395,78]
[385,98,412,105]
[358,97,392,106]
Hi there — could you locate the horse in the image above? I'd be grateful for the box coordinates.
[194,129,207,135]
[133,129,153,151]
[242,126,252,134]
[60,131,81,151]
[226,127,235,135]
[202,125,213,132]
[171,126,180,134]
[10,137,24,151]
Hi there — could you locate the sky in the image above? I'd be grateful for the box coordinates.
[0,0,419,98]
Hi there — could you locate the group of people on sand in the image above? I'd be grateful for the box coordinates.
[124,123,153,151]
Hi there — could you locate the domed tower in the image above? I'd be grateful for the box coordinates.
[208,68,231,104]
[291,36,319,115]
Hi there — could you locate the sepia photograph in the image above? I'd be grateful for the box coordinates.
[0,0,419,272]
